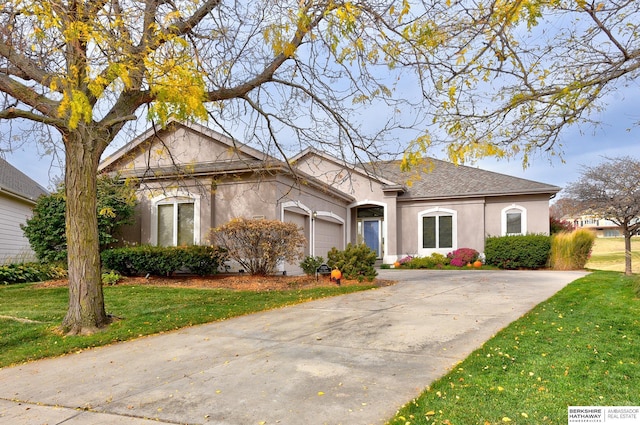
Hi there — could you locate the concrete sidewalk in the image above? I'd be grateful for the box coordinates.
[0,269,588,425]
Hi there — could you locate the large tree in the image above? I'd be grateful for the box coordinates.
[0,0,438,334]
[564,156,640,275]
[1,1,639,333]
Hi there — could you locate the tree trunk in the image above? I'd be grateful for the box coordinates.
[624,227,633,276]
[61,129,109,335]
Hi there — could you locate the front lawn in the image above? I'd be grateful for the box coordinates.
[0,282,374,368]
[386,271,640,425]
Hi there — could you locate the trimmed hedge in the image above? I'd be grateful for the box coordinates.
[101,245,228,277]
[484,234,551,269]
[0,262,67,285]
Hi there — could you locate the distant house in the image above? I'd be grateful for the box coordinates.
[567,214,636,238]
[99,121,560,274]
[0,158,48,264]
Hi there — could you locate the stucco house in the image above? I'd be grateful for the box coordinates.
[0,158,48,264]
[99,121,560,274]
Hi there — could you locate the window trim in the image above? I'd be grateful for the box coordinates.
[501,204,527,236]
[418,207,457,256]
[150,191,201,246]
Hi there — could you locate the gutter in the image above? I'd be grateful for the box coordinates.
[0,186,41,205]
[398,187,561,202]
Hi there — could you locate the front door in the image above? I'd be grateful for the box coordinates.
[362,219,381,258]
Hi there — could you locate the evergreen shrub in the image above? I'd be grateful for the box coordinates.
[0,262,67,285]
[101,245,227,276]
[485,234,551,269]
[300,255,325,276]
[327,243,377,281]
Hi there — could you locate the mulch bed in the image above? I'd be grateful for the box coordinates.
[34,274,395,291]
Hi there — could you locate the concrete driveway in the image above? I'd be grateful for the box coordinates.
[0,269,588,425]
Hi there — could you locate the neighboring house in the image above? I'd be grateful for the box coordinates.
[0,158,48,264]
[566,214,636,238]
[99,121,560,274]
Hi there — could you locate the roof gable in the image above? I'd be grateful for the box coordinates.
[99,120,271,173]
[0,158,48,202]
[291,148,399,188]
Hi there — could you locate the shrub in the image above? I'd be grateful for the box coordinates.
[21,174,137,263]
[485,234,551,269]
[0,262,67,285]
[326,243,377,281]
[300,256,325,276]
[447,248,479,267]
[101,245,227,276]
[550,217,575,234]
[549,229,595,270]
[101,270,122,285]
[404,253,450,269]
[208,218,306,275]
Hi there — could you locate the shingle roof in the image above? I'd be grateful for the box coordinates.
[369,159,561,199]
[0,158,48,202]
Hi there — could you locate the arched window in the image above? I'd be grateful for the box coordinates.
[151,192,200,246]
[418,207,457,255]
[501,204,527,236]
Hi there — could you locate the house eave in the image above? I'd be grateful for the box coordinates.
[0,186,41,205]
[398,187,560,202]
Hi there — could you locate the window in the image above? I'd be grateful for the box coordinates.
[152,193,200,246]
[158,202,194,246]
[418,208,457,254]
[501,205,526,236]
[422,215,453,248]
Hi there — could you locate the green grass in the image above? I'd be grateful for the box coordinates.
[586,237,640,273]
[0,283,374,368]
[386,271,640,425]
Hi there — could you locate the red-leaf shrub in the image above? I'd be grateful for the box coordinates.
[447,248,479,267]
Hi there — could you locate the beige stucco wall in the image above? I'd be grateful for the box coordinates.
[485,195,552,237]
[120,126,254,172]
[396,198,486,258]
[130,178,214,246]
[294,154,388,202]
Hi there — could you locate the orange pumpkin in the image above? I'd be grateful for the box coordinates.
[473,260,483,268]
[331,269,342,280]
[393,261,401,268]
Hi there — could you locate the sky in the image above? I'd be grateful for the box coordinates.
[4,86,638,198]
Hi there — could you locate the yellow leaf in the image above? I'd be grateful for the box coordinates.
[502,417,511,422]
[317,391,324,396]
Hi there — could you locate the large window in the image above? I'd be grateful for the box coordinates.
[422,216,452,248]
[152,193,200,246]
[158,202,195,246]
[501,205,527,236]
[418,208,457,254]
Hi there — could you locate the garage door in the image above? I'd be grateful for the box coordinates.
[283,210,308,275]
[315,219,343,259]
